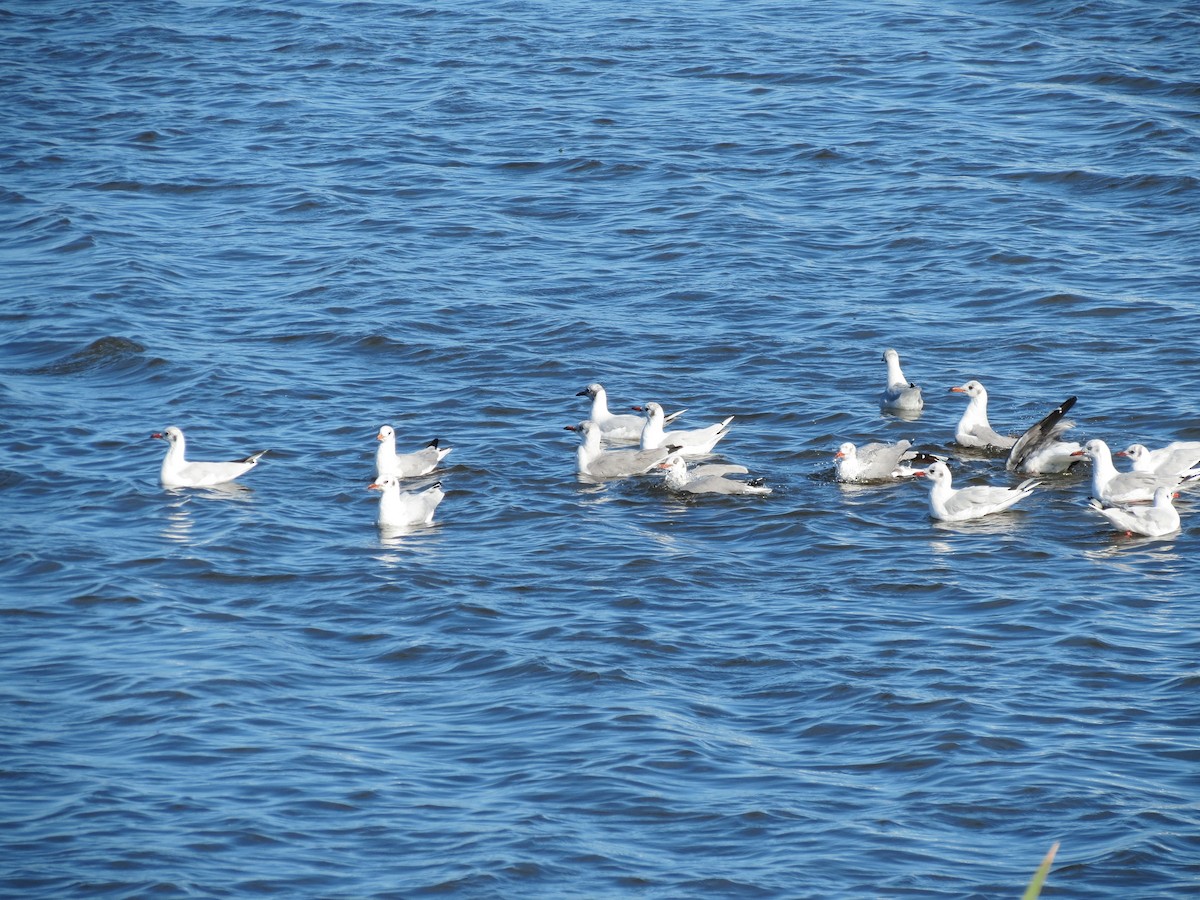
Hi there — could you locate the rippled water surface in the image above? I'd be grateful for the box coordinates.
[3,1,1199,896]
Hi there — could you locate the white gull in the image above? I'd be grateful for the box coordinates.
[949,380,1016,450]
[376,425,452,479]
[834,439,941,483]
[1117,441,1200,477]
[657,454,771,496]
[576,383,685,443]
[1072,438,1185,504]
[1088,486,1181,537]
[152,426,267,488]
[638,401,732,457]
[905,459,1039,522]
[879,348,923,412]
[368,476,444,528]
[571,421,674,479]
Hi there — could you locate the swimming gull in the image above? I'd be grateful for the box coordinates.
[376,425,452,479]
[657,454,771,495]
[570,420,674,478]
[1088,486,1181,537]
[1072,438,1186,504]
[577,383,685,443]
[949,380,1017,450]
[834,439,941,483]
[638,401,732,457]
[368,476,444,528]
[879,348,923,412]
[152,426,268,488]
[1006,396,1082,474]
[1117,441,1200,478]
[903,459,1039,522]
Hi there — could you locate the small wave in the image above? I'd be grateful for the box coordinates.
[997,168,1199,197]
[27,336,153,376]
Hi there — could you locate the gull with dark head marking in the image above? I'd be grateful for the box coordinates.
[152,426,268,488]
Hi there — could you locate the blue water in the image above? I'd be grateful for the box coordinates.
[3,1,1199,896]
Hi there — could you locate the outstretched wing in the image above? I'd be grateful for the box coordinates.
[1007,396,1076,472]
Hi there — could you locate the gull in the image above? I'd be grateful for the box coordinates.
[1072,438,1184,504]
[152,426,268,488]
[1006,396,1082,474]
[1088,487,1181,537]
[834,440,941,483]
[570,421,674,478]
[576,383,685,443]
[949,380,1016,449]
[368,476,444,528]
[657,454,771,495]
[638,401,732,457]
[879,348,923,412]
[1117,441,1200,477]
[376,425,452,479]
[905,459,1039,522]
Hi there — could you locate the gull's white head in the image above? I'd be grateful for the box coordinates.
[377,425,395,442]
[1116,443,1148,461]
[656,454,686,472]
[152,425,184,446]
[368,475,398,492]
[949,380,986,399]
[914,459,951,484]
[577,382,603,399]
[835,442,856,460]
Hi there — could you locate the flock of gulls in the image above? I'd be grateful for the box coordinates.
[150,348,1198,537]
[866,348,1195,535]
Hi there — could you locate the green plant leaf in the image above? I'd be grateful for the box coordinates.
[1021,842,1060,900]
